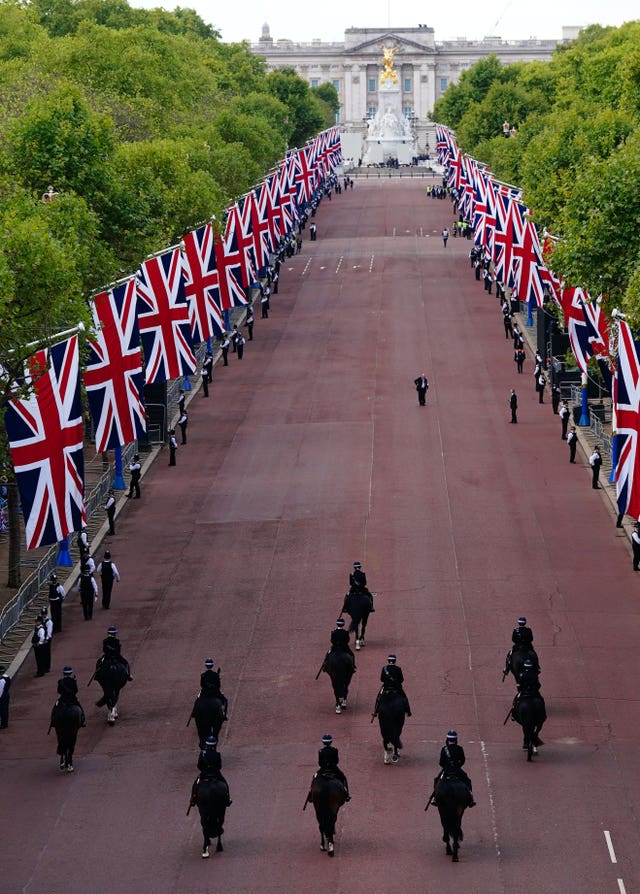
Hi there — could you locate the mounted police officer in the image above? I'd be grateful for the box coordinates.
[512,659,546,745]
[53,666,86,726]
[434,730,475,806]
[511,616,534,650]
[199,658,228,718]
[374,654,412,717]
[310,733,350,800]
[329,618,354,660]
[190,736,233,809]
[348,561,375,611]
[97,627,132,679]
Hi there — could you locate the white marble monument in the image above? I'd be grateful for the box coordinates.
[362,44,415,165]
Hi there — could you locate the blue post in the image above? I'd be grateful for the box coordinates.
[182,374,192,392]
[224,309,231,331]
[609,432,618,484]
[206,337,212,354]
[57,537,72,566]
[113,445,125,490]
[579,373,590,426]
[526,295,534,327]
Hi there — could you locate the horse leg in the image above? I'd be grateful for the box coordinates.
[327,839,334,857]
[216,834,223,853]
[320,831,326,852]
[444,831,452,855]
[360,615,367,646]
[391,744,399,764]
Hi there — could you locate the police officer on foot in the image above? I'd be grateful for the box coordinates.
[632,523,640,571]
[48,572,65,633]
[97,550,120,610]
[32,615,47,677]
[127,454,141,498]
[104,488,116,535]
[434,730,476,806]
[41,606,53,673]
[0,665,11,729]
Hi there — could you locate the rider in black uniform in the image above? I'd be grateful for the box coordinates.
[512,616,534,650]
[511,659,546,745]
[348,561,375,611]
[199,658,229,718]
[191,736,232,806]
[329,618,355,660]
[53,666,86,726]
[375,654,412,716]
[309,733,350,800]
[96,627,132,678]
[434,730,475,806]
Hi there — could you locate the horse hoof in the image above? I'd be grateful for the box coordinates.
[202,848,210,859]
[391,753,399,763]
[327,843,334,857]
[452,854,459,863]
[335,705,341,714]
[340,698,347,708]
[216,842,223,852]
[532,746,538,755]
[383,751,390,764]
[59,761,65,771]
[67,764,74,773]
[320,844,326,851]
[355,640,361,650]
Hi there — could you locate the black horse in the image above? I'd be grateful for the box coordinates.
[309,774,347,856]
[52,702,83,772]
[378,688,410,764]
[94,658,129,724]
[515,693,546,760]
[434,776,468,862]
[323,650,356,714]
[341,589,372,650]
[191,694,226,749]
[503,646,539,682]
[195,777,229,858]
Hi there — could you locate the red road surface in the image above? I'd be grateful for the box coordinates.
[2,179,639,894]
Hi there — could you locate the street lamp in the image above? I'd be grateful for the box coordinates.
[502,120,510,136]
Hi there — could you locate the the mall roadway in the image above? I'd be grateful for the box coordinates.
[2,178,640,894]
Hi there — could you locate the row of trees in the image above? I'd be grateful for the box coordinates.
[433,21,640,321]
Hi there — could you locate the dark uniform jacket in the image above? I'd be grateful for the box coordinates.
[103,637,122,658]
[380,664,404,689]
[349,569,367,590]
[57,677,79,702]
[198,747,222,775]
[330,628,350,649]
[439,743,466,771]
[318,744,340,770]
[200,669,221,693]
[512,626,534,648]
[517,667,541,695]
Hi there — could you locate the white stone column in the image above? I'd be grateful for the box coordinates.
[343,65,353,125]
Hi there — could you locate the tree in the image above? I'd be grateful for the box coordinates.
[266,66,324,147]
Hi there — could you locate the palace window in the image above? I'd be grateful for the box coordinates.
[403,77,412,92]
[367,106,377,118]
[332,79,340,92]
[310,79,319,88]
[368,78,376,93]
[440,77,448,92]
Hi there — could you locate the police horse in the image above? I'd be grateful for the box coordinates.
[503,646,539,682]
[433,776,468,862]
[377,689,410,764]
[194,777,229,858]
[51,702,83,772]
[514,693,546,761]
[191,693,226,749]
[308,774,347,856]
[94,658,129,725]
[322,649,356,714]
[341,589,373,650]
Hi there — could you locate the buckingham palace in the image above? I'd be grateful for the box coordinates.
[250,23,580,158]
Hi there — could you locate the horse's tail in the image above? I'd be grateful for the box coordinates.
[436,779,467,837]
[378,692,405,748]
[312,778,344,838]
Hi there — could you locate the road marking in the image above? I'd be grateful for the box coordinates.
[480,741,501,859]
[369,254,375,273]
[302,259,312,275]
[604,830,617,863]
[617,880,627,894]
[392,226,396,236]
[335,256,343,274]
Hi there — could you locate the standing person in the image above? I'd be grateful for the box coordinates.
[272,271,279,294]
[560,401,570,439]
[104,488,116,535]
[48,572,65,634]
[261,290,269,319]
[236,333,245,360]
[589,445,602,489]
[442,227,449,247]
[178,389,186,415]
[41,606,53,674]
[202,352,213,384]
[201,366,209,398]
[514,346,525,374]
[168,429,178,466]
[0,665,10,729]
[178,410,188,445]
[230,326,240,353]
[414,374,429,406]
[220,334,230,366]
[510,389,518,424]
[537,370,547,404]
[310,222,317,241]
[77,528,90,568]
[503,311,513,340]
[567,426,578,463]
[127,454,141,499]
[551,384,561,415]
[32,616,47,677]
[245,308,254,341]
[78,569,97,621]
[632,524,640,571]
[97,550,120,610]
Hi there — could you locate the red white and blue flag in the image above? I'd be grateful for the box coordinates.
[182,224,225,343]
[251,180,276,272]
[4,335,86,549]
[294,145,317,205]
[225,196,258,290]
[560,286,605,373]
[136,248,197,384]
[85,278,146,452]
[615,320,640,519]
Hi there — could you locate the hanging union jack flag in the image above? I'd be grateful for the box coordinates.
[137,248,197,384]
[560,286,605,373]
[182,224,225,343]
[85,279,146,453]
[251,180,276,273]
[225,196,257,290]
[615,320,640,519]
[4,335,86,549]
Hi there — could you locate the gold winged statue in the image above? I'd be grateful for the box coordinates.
[380,45,399,85]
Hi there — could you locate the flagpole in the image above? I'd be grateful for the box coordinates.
[113,445,126,490]
[145,241,185,260]
[579,372,590,426]
[56,537,73,567]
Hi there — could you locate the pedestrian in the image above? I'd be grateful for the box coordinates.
[510,389,518,424]
[272,272,279,294]
[203,352,213,384]
[48,572,65,633]
[127,454,141,499]
[632,524,640,571]
[104,488,116,535]
[442,227,449,247]
[245,308,254,341]
[178,389,186,415]
[567,426,578,463]
[551,384,561,415]
[537,371,546,404]
[261,290,269,319]
[310,223,317,241]
[220,334,230,366]
[230,325,240,353]
[78,569,97,620]
[414,374,429,406]
[178,410,188,445]
[96,550,120,610]
[589,445,602,489]
[0,665,10,729]
[296,237,302,254]
[41,606,53,673]
[77,527,90,567]
[168,429,178,466]
[503,312,513,339]
[201,367,209,398]
[236,333,245,360]
[559,401,570,439]
[515,347,525,374]
[32,616,47,676]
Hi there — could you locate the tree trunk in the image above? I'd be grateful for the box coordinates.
[7,480,21,588]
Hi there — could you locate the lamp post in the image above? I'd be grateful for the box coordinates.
[502,120,510,137]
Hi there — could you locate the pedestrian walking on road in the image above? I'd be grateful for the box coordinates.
[236,334,245,360]
[537,371,547,404]
[168,429,178,466]
[127,454,141,499]
[442,228,449,247]
[514,347,525,374]
[510,389,518,424]
[310,223,317,241]
[97,550,120,610]
[567,426,578,463]
[48,572,65,633]
[104,488,116,535]
[0,665,10,728]
[78,569,97,620]
[245,308,254,341]
[632,524,640,571]
[560,401,570,439]
[589,445,602,489]
[414,375,429,406]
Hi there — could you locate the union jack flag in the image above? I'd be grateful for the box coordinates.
[473,168,490,247]
[225,197,257,290]
[251,180,276,272]
[137,248,197,384]
[511,208,551,308]
[493,187,522,288]
[213,224,248,311]
[85,278,146,452]
[182,224,225,343]
[615,320,640,518]
[4,335,86,549]
[294,145,317,205]
[264,171,283,248]
[277,155,299,235]
[560,286,605,373]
